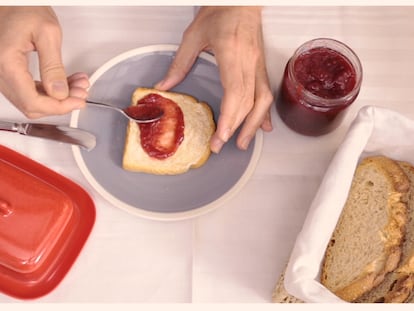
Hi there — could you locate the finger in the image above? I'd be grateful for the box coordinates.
[36,81,88,106]
[0,52,45,115]
[236,56,274,150]
[261,109,273,132]
[35,21,69,100]
[261,110,273,132]
[210,49,256,153]
[236,93,273,150]
[256,35,274,133]
[0,51,81,118]
[68,86,88,100]
[68,72,90,89]
[38,70,89,112]
[210,111,237,154]
[154,31,202,91]
[67,72,89,84]
[24,94,86,119]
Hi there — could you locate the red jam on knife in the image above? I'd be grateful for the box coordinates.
[276,38,362,136]
[135,93,184,159]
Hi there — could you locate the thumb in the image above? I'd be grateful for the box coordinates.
[154,40,201,91]
[36,26,69,100]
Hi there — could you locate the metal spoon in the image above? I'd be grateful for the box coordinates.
[86,100,163,123]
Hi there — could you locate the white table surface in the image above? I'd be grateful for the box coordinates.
[1,5,414,304]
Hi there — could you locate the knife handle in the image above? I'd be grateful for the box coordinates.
[0,121,25,133]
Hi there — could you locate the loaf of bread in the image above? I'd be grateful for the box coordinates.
[122,87,215,175]
[320,156,410,302]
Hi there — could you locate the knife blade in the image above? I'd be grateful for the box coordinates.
[0,121,96,151]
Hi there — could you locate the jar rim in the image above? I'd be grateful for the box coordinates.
[287,37,363,108]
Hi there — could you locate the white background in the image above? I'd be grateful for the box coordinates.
[1,4,414,308]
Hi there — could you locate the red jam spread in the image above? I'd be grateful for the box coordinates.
[293,47,357,99]
[276,43,361,136]
[124,104,163,121]
[136,93,184,159]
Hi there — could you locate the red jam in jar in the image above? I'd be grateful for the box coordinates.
[276,38,362,136]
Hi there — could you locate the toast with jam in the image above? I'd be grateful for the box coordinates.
[122,87,215,175]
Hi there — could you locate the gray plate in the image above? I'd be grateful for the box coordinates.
[70,45,262,221]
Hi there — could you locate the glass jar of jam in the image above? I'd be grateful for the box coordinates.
[276,38,363,136]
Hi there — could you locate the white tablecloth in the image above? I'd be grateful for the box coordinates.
[1,5,414,303]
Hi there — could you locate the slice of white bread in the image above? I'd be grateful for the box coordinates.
[356,161,414,303]
[320,156,410,302]
[122,87,215,175]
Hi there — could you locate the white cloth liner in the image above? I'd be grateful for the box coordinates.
[284,105,414,303]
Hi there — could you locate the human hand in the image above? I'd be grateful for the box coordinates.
[0,6,89,119]
[155,6,273,153]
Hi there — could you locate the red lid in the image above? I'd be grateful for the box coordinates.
[0,145,95,299]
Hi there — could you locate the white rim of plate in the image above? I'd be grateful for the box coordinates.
[70,44,263,221]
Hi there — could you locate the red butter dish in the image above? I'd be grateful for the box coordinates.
[0,144,95,299]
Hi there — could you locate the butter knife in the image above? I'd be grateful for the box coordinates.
[0,121,96,151]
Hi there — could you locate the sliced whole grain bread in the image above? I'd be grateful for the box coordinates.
[356,161,414,303]
[321,156,410,302]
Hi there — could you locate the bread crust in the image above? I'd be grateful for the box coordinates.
[122,87,215,175]
[272,268,304,303]
[321,156,410,302]
[356,161,414,303]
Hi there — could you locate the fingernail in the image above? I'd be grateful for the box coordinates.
[239,135,252,150]
[221,127,232,142]
[262,119,273,132]
[52,81,68,94]
[210,137,224,154]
